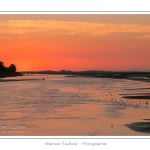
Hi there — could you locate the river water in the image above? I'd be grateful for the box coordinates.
[0,75,150,136]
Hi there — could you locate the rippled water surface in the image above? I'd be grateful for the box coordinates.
[0,75,150,135]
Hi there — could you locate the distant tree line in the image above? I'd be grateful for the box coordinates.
[0,61,16,72]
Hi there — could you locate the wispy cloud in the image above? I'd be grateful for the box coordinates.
[137,34,150,39]
[1,20,150,38]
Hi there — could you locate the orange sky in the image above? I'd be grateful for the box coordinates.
[0,14,150,71]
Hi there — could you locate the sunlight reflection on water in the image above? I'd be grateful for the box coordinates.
[0,75,150,135]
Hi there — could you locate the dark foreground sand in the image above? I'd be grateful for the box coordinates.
[123,90,150,133]
[126,121,150,133]
[123,95,150,99]
[0,78,40,82]
[121,92,150,99]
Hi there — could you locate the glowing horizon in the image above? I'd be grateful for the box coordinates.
[1,15,150,71]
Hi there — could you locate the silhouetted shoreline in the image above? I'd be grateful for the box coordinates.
[20,70,150,82]
[1,70,150,83]
[0,72,22,78]
[0,78,40,82]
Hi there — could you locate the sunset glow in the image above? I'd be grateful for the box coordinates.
[1,15,150,71]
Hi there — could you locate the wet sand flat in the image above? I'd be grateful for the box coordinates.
[0,75,150,135]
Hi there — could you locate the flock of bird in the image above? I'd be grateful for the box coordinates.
[43,77,150,128]
[43,76,149,110]
[96,89,149,110]
[66,87,149,110]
